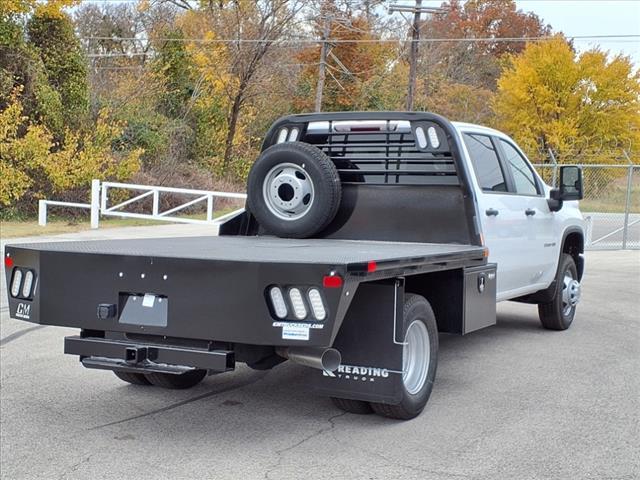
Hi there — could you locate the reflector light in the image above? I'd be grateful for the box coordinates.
[367,261,377,273]
[269,286,288,319]
[322,275,343,288]
[10,269,22,298]
[4,256,13,268]
[22,270,34,298]
[277,128,289,143]
[288,288,307,319]
[307,288,326,321]
[427,127,440,148]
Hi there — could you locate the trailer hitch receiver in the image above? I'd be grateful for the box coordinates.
[125,346,147,364]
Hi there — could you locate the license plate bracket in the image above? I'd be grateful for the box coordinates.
[118,292,168,327]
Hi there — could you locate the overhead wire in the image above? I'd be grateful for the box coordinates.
[78,34,640,45]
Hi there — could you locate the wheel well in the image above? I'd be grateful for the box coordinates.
[563,231,584,280]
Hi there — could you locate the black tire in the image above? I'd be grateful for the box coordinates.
[145,369,207,389]
[330,397,374,415]
[538,253,580,330]
[370,294,438,420]
[246,142,341,239]
[113,370,151,385]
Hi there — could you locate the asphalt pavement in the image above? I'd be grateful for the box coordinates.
[0,226,638,480]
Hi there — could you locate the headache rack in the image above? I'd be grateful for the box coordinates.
[298,119,459,186]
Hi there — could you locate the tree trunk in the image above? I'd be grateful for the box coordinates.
[223,92,243,176]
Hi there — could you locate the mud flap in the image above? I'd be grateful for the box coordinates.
[312,279,405,404]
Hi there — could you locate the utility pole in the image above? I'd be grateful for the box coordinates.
[315,15,332,112]
[406,0,422,111]
[389,2,447,111]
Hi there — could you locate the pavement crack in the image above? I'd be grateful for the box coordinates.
[361,448,472,479]
[264,411,347,480]
[0,325,46,347]
[57,453,95,479]
[90,371,268,430]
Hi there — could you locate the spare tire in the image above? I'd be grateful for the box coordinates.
[247,142,341,238]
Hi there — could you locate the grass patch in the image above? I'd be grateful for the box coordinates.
[581,186,640,213]
[1,208,239,239]
[1,217,167,239]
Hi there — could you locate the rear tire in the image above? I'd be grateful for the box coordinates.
[370,294,438,420]
[538,253,580,331]
[113,370,151,386]
[330,397,373,415]
[145,369,207,389]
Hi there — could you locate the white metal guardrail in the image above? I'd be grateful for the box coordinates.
[39,179,246,229]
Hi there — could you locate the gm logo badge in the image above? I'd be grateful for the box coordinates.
[16,302,31,320]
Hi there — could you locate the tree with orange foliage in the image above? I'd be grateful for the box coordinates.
[294,2,391,112]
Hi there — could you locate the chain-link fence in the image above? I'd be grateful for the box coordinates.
[532,153,639,250]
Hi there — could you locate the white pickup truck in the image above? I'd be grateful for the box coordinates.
[5,112,585,420]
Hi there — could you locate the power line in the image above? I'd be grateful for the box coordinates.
[78,34,640,45]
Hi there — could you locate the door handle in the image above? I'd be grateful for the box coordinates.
[525,208,536,216]
[485,208,499,217]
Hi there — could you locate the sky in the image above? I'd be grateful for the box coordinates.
[515,0,640,64]
[417,0,640,65]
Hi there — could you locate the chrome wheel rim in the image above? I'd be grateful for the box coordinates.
[402,320,430,395]
[262,163,314,221]
[562,270,581,316]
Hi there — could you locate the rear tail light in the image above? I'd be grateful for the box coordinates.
[21,270,34,297]
[9,267,36,299]
[307,288,326,321]
[269,286,288,319]
[288,288,307,319]
[10,269,23,297]
[267,285,328,321]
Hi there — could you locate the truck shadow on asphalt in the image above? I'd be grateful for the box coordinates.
[81,309,545,432]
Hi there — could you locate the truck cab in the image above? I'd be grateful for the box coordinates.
[453,122,585,301]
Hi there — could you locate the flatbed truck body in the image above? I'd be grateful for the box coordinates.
[4,111,584,419]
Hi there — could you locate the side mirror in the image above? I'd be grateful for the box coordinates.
[558,165,584,201]
[548,166,584,212]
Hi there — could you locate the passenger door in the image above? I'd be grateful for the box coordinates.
[462,133,552,300]
[495,139,556,287]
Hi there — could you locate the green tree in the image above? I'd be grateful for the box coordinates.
[27,10,89,130]
[152,28,195,118]
[1,88,142,213]
[0,17,64,135]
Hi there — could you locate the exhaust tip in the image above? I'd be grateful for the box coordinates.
[320,348,341,372]
[276,346,342,372]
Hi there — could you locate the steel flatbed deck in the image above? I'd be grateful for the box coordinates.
[12,236,485,269]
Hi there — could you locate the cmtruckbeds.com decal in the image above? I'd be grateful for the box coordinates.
[323,364,396,382]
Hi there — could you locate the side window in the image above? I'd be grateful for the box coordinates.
[463,133,507,192]
[499,140,539,195]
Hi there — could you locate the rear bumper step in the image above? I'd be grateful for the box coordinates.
[64,336,235,374]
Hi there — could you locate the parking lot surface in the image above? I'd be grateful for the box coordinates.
[1,228,638,480]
